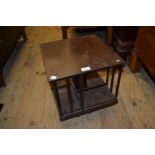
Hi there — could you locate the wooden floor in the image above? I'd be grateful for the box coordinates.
[0,26,155,129]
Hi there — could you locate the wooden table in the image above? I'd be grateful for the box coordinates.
[40,35,125,121]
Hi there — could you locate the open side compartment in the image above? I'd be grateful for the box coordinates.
[52,67,123,121]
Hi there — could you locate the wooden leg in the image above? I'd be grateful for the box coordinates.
[0,69,6,87]
[66,78,74,113]
[110,68,115,91]
[106,68,109,85]
[62,26,69,39]
[72,75,87,90]
[52,82,62,116]
[128,51,141,73]
[79,75,84,111]
[115,67,123,97]
[107,26,113,46]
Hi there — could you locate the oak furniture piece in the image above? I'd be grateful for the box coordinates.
[61,26,113,46]
[129,27,155,80]
[40,35,125,121]
[112,26,138,60]
[0,26,27,87]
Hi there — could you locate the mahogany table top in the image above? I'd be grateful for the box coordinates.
[40,35,124,81]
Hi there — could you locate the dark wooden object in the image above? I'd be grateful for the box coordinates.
[61,26,113,46]
[0,103,4,112]
[128,50,141,73]
[129,27,155,79]
[112,26,138,60]
[40,35,125,121]
[0,26,27,87]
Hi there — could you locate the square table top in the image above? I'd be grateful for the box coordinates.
[40,35,125,81]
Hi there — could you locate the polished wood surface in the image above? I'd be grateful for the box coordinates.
[41,35,124,80]
[136,27,155,79]
[128,50,141,73]
[0,27,155,128]
[41,35,124,120]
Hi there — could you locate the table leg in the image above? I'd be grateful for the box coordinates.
[79,75,84,111]
[128,50,141,73]
[110,67,115,91]
[52,82,62,116]
[106,68,110,86]
[115,67,123,97]
[72,75,87,89]
[66,78,74,113]
[62,26,69,39]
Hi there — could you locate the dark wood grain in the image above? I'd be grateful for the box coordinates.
[110,68,115,91]
[58,77,118,121]
[129,50,141,73]
[112,26,138,60]
[115,68,123,97]
[40,35,125,121]
[107,26,113,46]
[41,35,124,81]
[66,78,74,112]
[136,27,155,79]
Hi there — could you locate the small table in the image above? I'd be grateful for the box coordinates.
[40,35,125,121]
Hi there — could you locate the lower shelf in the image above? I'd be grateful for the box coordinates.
[57,77,117,121]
